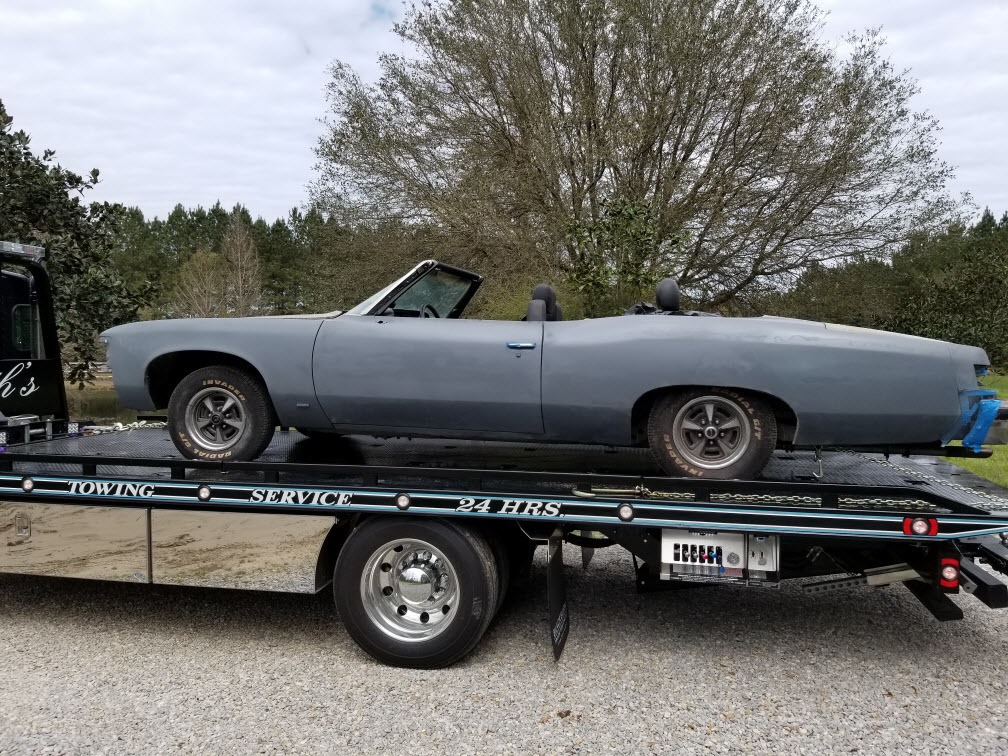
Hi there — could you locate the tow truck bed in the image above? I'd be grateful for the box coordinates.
[2,427,1008,665]
[3,426,1007,525]
[4,424,1005,495]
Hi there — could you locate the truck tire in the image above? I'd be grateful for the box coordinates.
[488,536,511,616]
[167,366,275,461]
[648,388,777,479]
[334,517,499,668]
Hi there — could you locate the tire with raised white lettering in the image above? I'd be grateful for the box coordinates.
[647,388,777,479]
[167,366,275,462]
[334,518,498,668]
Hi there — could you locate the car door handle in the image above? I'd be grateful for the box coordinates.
[506,342,537,350]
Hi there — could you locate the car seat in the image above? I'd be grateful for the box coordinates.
[655,278,681,313]
[529,284,563,321]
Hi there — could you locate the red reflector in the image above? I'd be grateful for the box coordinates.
[902,517,938,536]
[940,557,959,589]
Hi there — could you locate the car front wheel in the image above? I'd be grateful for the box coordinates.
[647,388,777,479]
[167,365,275,461]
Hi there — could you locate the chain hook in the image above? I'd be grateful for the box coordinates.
[812,447,824,480]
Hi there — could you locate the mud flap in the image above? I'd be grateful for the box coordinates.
[547,530,569,661]
[904,579,964,621]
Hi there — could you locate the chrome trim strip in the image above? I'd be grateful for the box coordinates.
[2,473,1007,544]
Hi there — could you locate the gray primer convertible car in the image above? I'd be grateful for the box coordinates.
[102,260,1008,479]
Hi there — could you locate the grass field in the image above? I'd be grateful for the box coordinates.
[952,372,1008,487]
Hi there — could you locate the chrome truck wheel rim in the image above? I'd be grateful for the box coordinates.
[361,539,458,642]
[672,395,752,470]
[184,387,247,451]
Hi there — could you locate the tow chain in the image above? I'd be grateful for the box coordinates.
[574,453,1008,515]
[82,419,168,434]
[841,450,1008,512]
[113,419,168,430]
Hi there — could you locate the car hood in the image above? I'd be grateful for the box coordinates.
[100,312,343,339]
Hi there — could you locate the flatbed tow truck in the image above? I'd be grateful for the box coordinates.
[2,242,1008,668]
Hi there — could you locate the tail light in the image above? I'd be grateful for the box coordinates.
[940,558,959,589]
[903,517,938,536]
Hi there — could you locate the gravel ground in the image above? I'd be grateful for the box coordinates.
[1,544,1007,755]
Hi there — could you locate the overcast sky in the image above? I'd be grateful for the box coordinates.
[1,0,1005,222]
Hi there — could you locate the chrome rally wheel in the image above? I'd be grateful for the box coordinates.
[671,394,753,470]
[184,386,248,452]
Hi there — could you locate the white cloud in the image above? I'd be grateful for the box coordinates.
[1,0,1005,220]
[821,0,1008,215]
[0,0,405,220]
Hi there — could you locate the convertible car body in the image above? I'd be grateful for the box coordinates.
[102,260,1008,478]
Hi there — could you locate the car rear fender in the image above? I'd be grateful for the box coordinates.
[629,386,799,446]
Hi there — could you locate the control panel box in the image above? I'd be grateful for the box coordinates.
[659,529,779,583]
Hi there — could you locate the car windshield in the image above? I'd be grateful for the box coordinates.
[385,269,472,318]
[348,261,479,318]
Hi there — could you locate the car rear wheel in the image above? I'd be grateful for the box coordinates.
[647,388,777,479]
[334,518,499,668]
[167,366,275,461]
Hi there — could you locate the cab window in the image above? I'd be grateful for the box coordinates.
[11,304,40,357]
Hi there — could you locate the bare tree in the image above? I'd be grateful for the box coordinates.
[314,0,964,307]
[172,249,226,318]
[220,211,263,316]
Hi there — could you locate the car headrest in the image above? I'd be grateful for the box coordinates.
[526,298,547,322]
[531,284,562,321]
[656,278,681,312]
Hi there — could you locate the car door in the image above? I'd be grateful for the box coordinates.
[312,315,545,434]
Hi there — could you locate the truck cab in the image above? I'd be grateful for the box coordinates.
[0,241,68,441]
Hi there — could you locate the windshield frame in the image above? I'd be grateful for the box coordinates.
[348,260,483,318]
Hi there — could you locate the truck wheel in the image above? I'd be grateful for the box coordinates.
[334,518,499,668]
[167,366,275,461]
[648,388,776,479]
